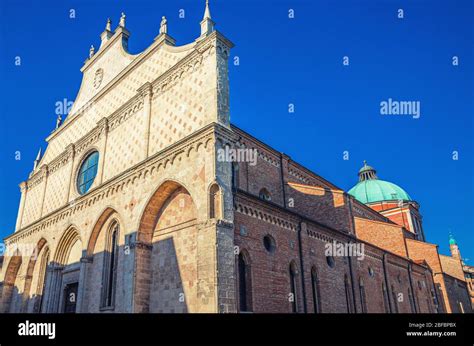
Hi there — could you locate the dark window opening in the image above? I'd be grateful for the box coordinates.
[344,275,352,313]
[263,234,276,253]
[101,224,119,308]
[238,253,251,312]
[259,188,271,201]
[311,267,320,313]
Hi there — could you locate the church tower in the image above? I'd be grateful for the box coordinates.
[449,233,461,261]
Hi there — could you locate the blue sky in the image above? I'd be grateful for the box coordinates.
[0,0,472,261]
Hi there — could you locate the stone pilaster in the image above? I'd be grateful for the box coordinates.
[216,220,236,312]
[65,144,76,203]
[96,118,109,185]
[15,182,28,231]
[76,255,93,312]
[129,233,153,313]
[38,165,49,218]
[137,82,153,160]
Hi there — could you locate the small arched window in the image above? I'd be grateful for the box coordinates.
[311,267,321,313]
[238,252,252,312]
[209,184,221,219]
[232,162,239,190]
[289,262,299,313]
[344,275,352,313]
[359,278,367,313]
[77,151,99,195]
[259,188,271,201]
[101,222,119,308]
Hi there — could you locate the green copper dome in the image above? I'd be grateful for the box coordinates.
[348,161,412,204]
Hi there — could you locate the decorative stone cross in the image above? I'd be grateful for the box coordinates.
[160,16,168,34]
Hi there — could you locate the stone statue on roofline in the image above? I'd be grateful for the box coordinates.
[119,12,126,27]
[160,16,168,34]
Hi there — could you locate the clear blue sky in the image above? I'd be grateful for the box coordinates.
[0,0,472,261]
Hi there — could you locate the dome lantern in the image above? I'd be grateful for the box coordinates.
[348,161,412,204]
[358,160,377,182]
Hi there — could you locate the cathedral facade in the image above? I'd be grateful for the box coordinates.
[0,2,471,314]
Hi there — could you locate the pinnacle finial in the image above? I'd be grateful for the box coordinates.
[200,0,214,37]
[89,45,95,58]
[35,147,42,161]
[363,160,367,166]
[106,18,111,31]
[203,0,211,20]
[33,148,42,170]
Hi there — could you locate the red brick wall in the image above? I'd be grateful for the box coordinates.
[354,217,407,258]
[439,255,464,281]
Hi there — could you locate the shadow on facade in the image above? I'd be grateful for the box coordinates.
[0,236,189,313]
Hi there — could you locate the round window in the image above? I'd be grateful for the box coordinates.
[326,256,335,268]
[77,151,99,195]
[263,234,276,253]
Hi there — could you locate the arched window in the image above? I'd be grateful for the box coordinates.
[77,151,99,195]
[344,275,352,313]
[238,252,252,312]
[259,188,271,201]
[311,267,321,313]
[359,278,367,313]
[289,262,299,313]
[209,184,221,219]
[101,222,119,308]
[232,162,239,190]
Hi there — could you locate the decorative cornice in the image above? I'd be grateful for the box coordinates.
[234,200,298,232]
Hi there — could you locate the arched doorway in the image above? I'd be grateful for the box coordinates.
[46,227,82,313]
